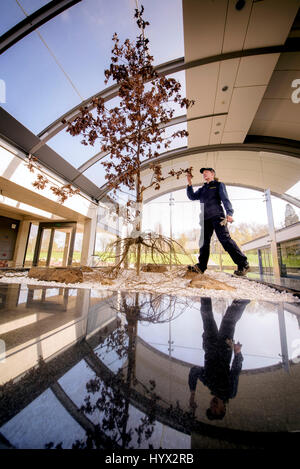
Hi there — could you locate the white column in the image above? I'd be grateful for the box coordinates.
[264,189,281,280]
[12,220,31,267]
[80,213,97,266]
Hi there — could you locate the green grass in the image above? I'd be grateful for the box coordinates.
[25,249,261,268]
[281,256,300,267]
[25,250,82,262]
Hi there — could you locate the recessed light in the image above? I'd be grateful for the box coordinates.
[235,0,246,11]
[222,86,228,91]
[214,131,220,135]
[216,122,221,126]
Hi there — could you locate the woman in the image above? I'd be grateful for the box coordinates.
[186,167,249,276]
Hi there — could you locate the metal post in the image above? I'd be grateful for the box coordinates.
[264,189,281,281]
[62,232,70,266]
[278,303,290,374]
[169,193,175,268]
[258,249,263,279]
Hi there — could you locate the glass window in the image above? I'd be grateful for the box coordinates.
[245,249,259,268]
[278,238,300,276]
[94,228,117,265]
[24,222,39,267]
[73,222,84,266]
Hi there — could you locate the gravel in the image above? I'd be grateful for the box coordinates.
[0,269,298,303]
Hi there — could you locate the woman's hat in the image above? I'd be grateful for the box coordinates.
[200,167,215,173]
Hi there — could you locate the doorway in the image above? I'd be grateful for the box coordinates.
[32,222,77,267]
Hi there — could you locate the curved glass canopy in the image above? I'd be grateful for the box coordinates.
[0,0,50,35]
[1,0,184,133]
[1,0,299,203]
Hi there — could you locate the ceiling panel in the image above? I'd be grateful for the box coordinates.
[141,150,300,202]
[221,131,247,144]
[182,0,228,62]
[249,49,300,141]
[249,119,300,141]
[235,54,280,87]
[209,114,227,145]
[213,58,240,114]
[244,0,299,49]
[263,70,300,99]
[223,85,267,134]
[254,98,300,123]
[275,51,300,70]
[183,1,297,151]
[186,63,220,118]
[222,0,252,53]
[187,118,213,147]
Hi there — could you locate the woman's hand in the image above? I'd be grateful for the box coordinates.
[234,342,242,354]
[187,174,193,186]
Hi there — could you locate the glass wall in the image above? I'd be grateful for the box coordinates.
[93,203,123,265]
[24,223,39,267]
[278,238,300,278]
[72,222,84,266]
[94,228,117,265]
[259,247,273,274]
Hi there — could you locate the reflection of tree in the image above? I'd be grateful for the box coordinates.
[78,372,157,449]
[45,292,195,449]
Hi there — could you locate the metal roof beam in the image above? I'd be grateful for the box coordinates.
[34,38,300,150]
[0,0,82,54]
[95,142,300,201]
[144,182,300,209]
[76,112,228,175]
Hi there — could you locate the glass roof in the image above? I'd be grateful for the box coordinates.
[0,0,185,192]
[1,0,184,133]
[0,0,50,35]
[1,1,299,201]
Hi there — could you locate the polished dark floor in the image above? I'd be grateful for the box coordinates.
[0,283,299,449]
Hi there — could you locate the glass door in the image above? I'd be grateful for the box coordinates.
[33,222,76,267]
[49,227,73,267]
[38,229,51,266]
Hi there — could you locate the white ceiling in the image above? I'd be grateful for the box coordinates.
[184,0,299,147]
[141,149,300,202]
[159,0,300,199]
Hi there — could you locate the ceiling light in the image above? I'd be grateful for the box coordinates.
[235,0,246,11]
[216,122,221,126]
[222,86,228,91]
[214,131,220,135]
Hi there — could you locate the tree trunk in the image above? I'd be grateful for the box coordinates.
[135,190,143,276]
[135,149,143,276]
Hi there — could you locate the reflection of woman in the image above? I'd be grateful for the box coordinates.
[188,298,250,420]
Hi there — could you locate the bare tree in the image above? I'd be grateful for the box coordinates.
[63,5,194,274]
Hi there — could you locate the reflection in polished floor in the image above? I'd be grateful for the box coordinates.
[0,283,299,449]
